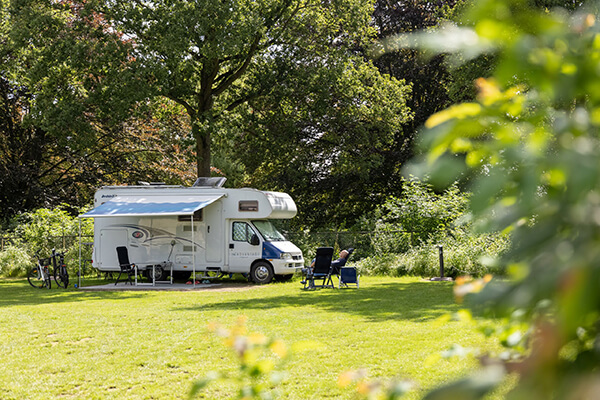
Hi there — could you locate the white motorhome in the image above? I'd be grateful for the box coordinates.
[80,178,304,284]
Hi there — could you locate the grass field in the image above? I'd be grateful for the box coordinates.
[0,276,510,399]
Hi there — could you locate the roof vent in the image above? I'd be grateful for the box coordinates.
[192,177,227,188]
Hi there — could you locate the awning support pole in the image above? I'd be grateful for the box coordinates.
[78,218,82,289]
[192,216,195,288]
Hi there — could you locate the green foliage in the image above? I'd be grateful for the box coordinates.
[231,56,413,228]
[374,177,470,247]
[0,205,93,277]
[0,245,30,277]
[358,177,509,279]
[1,1,196,220]
[356,230,510,278]
[402,0,600,397]
[3,0,416,228]
[353,254,401,276]
[92,0,383,176]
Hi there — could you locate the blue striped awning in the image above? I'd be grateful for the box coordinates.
[80,195,223,218]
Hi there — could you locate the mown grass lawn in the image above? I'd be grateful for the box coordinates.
[0,276,510,399]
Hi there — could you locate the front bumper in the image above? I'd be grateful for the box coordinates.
[271,258,305,275]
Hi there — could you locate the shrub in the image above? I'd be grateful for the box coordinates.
[356,231,510,278]
[1,205,93,278]
[353,254,400,276]
[0,246,32,277]
[373,178,470,248]
[11,205,91,252]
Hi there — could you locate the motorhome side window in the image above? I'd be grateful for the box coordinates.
[232,222,254,242]
[178,209,203,222]
[239,200,258,212]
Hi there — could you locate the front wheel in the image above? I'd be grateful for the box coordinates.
[250,262,274,284]
[28,266,51,289]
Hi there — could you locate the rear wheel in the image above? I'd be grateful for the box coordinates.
[250,262,274,284]
[28,266,46,289]
[54,266,69,288]
[145,265,169,281]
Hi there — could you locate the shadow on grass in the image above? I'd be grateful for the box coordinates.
[0,279,148,307]
[1,278,462,323]
[176,280,459,322]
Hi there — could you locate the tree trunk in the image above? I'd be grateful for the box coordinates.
[194,121,211,178]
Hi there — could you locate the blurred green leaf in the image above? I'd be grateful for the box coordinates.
[423,365,505,400]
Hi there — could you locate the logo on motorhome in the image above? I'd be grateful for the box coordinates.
[132,231,144,239]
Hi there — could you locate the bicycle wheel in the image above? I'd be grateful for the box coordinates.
[54,266,69,288]
[27,266,48,289]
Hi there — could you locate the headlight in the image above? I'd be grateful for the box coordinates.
[280,252,292,260]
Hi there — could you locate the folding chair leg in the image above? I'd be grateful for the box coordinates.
[325,274,335,288]
[303,275,312,289]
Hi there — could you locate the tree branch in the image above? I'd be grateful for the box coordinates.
[212,34,261,97]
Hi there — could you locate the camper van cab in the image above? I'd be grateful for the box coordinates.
[82,179,304,284]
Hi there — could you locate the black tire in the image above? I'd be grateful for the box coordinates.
[274,274,294,282]
[54,266,69,289]
[145,264,169,281]
[250,261,274,284]
[28,266,46,289]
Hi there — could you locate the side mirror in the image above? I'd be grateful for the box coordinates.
[250,234,260,246]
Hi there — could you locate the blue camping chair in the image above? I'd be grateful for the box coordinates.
[302,247,334,289]
[338,248,358,288]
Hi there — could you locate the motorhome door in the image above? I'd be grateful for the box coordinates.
[98,228,129,270]
[205,201,223,262]
[228,221,261,271]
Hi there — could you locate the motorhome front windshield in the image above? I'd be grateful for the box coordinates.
[253,220,286,242]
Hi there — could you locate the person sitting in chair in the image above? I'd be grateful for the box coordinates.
[330,249,349,275]
[301,249,350,284]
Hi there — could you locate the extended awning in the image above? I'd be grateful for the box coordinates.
[79,195,224,218]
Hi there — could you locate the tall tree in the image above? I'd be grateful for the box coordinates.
[0,0,195,222]
[5,0,413,228]
[371,0,457,163]
[231,57,412,228]
[93,0,377,178]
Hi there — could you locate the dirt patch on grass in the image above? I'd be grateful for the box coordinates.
[79,281,265,292]
[192,282,262,292]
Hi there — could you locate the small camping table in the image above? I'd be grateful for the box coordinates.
[134,261,174,286]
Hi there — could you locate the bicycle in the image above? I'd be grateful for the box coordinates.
[51,249,69,289]
[27,251,52,289]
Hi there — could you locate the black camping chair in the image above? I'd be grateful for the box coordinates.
[302,247,334,289]
[115,246,138,285]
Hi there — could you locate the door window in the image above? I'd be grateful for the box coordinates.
[232,222,254,242]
